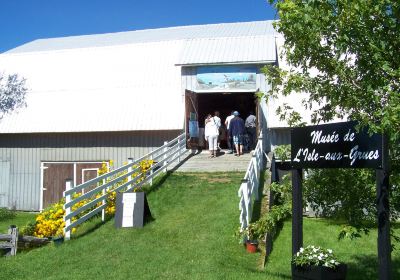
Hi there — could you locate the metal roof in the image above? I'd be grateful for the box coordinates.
[0,40,184,133]
[0,20,278,133]
[5,20,276,54]
[177,36,276,66]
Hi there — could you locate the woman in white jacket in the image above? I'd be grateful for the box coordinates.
[204,114,219,158]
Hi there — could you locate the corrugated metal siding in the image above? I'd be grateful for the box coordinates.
[5,20,276,54]
[0,161,10,207]
[0,130,181,211]
[177,36,276,65]
[269,128,291,150]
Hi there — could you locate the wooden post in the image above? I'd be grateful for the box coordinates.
[177,136,181,163]
[149,155,153,186]
[252,155,259,201]
[101,177,106,222]
[292,169,303,256]
[64,179,72,241]
[376,169,391,280]
[128,158,134,189]
[376,134,391,280]
[265,156,277,264]
[163,141,168,173]
[239,179,250,230]
[6,226,18,256]
[259,133,263,167]
[243,179,252,228]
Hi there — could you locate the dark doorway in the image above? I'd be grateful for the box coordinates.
[196,92,257,148]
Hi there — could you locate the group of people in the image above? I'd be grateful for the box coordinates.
[204,110,256,158]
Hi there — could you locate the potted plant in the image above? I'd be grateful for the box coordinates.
[292,245,347,280]
[237,223,259,253]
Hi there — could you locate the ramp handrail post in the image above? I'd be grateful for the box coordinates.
[177,136,182,163]
[149,154,153,186]
[163,141,168,173]
[64,179,73,240]
[128,158,134,188]
[101,177,106,222]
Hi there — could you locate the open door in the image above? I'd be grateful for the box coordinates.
[185,90,199,149]
[255,93,260,139]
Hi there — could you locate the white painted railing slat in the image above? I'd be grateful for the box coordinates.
[63,133,186,239]
[65,204,108,232]
[238,132,265,231]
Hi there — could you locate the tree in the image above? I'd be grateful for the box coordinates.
[0,73,27,119]
[265,0,400,236]
[265,0,399,136]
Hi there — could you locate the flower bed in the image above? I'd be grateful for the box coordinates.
[21,159,154,239]
[292,245,347,280]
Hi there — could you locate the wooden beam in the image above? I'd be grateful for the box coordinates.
[376,168,391,280]
[292,168,303,256]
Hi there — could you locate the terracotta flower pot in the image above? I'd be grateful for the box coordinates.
[246,241,258,253]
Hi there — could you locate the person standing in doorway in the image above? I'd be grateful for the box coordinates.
[212,111,221,151]
[225,111,235,154]
[204,113,219,158]
[229,111,245,156]
[245,111,257,150]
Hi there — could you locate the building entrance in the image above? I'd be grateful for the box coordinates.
[195,92,257,149]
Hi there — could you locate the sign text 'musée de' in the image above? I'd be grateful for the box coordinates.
[290,121,383,169]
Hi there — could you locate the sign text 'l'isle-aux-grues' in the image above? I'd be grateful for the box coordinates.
[290,121,383,169]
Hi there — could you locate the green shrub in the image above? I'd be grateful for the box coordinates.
[304,168,376,225]
[274,145,291,161]
[250,174,292,241]
[0,207,16,222]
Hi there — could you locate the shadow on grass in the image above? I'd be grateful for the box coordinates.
[72,215,110,239]
[145,152,195,195]
[71,153,195,240]
[264,271,291,279]
[251,171,267,222]
[346,254,400,280]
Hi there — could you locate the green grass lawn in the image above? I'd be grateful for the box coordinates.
[266,218,400,280]
[2,172,399,279]
[0,172,267,280]
[0,212,36,233]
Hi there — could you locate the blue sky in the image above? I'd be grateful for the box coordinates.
[0,0,276,53]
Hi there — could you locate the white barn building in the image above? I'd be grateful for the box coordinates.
[0,20,294,211]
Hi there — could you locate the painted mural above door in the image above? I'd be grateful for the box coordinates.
[196,66,257,92]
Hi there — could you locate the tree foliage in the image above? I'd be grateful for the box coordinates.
[265,0,400,240]
[0,73,27,119]
[265,0,399,145]
[304,169,377,224]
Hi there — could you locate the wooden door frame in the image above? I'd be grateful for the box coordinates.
[185,89,199,149]
[40,161,108,211]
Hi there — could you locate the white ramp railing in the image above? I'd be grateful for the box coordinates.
[238,132,265,230]
[63,133,186,240]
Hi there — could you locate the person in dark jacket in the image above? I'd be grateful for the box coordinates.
[229,111,245,156]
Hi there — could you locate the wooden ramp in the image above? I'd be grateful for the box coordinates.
[171,150,252,172]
